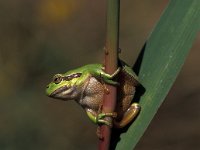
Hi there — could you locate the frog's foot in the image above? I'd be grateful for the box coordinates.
[86,109,117,128]
[97,112,117,127]
[110,67,121,78]
[100,67,121,85]
[114,103,141,128]
[96,112,118,139]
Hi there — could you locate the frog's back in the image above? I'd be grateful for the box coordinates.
[64,64,103,75]
[83,64,103,72]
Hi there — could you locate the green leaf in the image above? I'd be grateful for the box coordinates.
[115,0,200,149]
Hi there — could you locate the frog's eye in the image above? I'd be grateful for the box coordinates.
[53,75,63,84]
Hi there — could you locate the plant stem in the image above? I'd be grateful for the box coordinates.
[98,0,120,150]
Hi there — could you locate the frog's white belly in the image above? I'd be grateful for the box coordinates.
[78,77,104,110]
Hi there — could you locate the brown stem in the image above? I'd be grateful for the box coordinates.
[98,0,120,149]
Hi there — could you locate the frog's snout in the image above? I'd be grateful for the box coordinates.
[46,85,49,88]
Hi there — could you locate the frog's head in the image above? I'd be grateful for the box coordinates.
[46,73,82,100]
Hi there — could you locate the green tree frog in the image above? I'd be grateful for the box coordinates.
[46,61,140,128]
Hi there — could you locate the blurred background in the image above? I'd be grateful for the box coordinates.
[0,0,199,149]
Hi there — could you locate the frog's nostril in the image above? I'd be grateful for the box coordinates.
[46,85,49,88]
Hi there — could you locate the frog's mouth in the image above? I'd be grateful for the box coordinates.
[50,86,76,99]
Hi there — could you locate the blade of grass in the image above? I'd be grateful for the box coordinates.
[115,0,200,149]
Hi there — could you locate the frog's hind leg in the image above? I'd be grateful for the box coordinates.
[114,103,140,128]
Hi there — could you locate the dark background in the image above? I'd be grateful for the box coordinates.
[0,0,199,149]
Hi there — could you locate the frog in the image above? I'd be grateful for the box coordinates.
[46,60,141,129]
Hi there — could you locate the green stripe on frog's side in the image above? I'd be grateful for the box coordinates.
[46,60,141,133]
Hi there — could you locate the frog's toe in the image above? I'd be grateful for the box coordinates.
[98,112,117,119]
[98,119,112,127]
[131,103,141,110]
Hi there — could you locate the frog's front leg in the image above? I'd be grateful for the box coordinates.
[114,103,141,128]
[85,108,117,127]
[100,67,120,85]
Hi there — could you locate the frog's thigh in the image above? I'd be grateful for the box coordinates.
[114,103,140,128]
